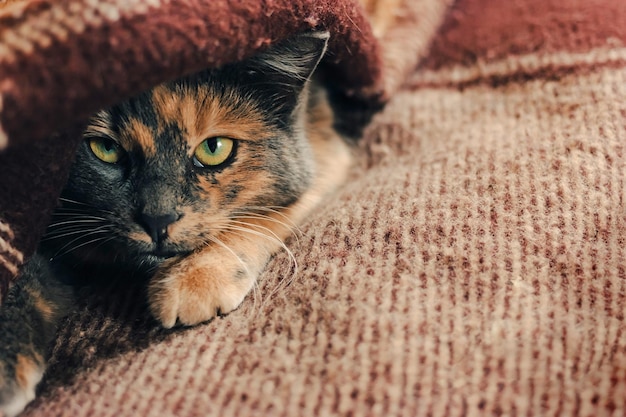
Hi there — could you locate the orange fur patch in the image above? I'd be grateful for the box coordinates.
[151,84,270,152]
[119,118,156,156]
[33,294,54,322]
[128,231,152,244]
[167,207,215,241]
[25,287,54,322]
[84,110,115,141]
[150,85,180,124]
[15,354,42,390]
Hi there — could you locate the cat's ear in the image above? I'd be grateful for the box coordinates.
[237,31,330,125]
[251,31,329,88]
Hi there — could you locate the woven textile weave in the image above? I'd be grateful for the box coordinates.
[2,0,626,415]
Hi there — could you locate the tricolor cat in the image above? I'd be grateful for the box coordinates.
[0,32,352,417]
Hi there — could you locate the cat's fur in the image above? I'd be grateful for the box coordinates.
[0,32,352,416]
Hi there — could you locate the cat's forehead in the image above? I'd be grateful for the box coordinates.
[88,82,269,156]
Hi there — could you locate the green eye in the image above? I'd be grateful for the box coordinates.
[88,138,124,164]
[193,137,235,167]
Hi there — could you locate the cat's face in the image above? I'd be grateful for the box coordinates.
[43,33,328,273]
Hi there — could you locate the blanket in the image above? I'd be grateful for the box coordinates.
[4,0,626,416]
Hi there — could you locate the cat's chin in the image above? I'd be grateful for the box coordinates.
[140,250,191,265]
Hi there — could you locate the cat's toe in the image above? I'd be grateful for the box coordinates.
[176,289,242,326]
[148,277,242,328]
[148,280,180,329]
[0,384,35,417]
[0,355,45,417]
[148,257,255,328]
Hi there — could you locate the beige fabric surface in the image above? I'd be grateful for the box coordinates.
[15,0,626,415]
[30,59,626,417]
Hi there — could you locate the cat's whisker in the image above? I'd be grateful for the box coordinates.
[267,258,300,305]
[58,197,91,206]
[228,213,303,306]
[55,207,92,215]
[230,214,302,246]
[41,228,106,241]
[50,227,112,258]
[230,212,301,236]
[220,223,299,304]
[229,211,290,225]
[262,251,303,310]
[201,227,286,314]
[51,217,103,227]
[81,236,117,261]
[227,220,288,247]
[233,206,304,240]
[221,224,299,280]
[222,224,286,258]
[50,214,108,223]
[248,276,263,319]
[47,219,108,228]
[219,228,275,263]
[53,236,112,258]
[243,81,305,90]
[213,225,274,256]
[207,235,260,313]
[240,205,301,227]
[58,197,117,216]
[43,222,109,236]
[203,235,252,279]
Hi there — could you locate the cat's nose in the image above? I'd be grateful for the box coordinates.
[140,212,180,243]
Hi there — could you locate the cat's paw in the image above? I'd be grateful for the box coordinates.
[148,248,257,328]
[0,354,45,417]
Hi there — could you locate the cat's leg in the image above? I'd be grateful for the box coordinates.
[148,189,333,328]
[0,254,74,417]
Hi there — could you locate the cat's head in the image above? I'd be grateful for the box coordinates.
[44,32,329,273]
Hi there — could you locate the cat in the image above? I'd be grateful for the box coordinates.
[0,31,353,417]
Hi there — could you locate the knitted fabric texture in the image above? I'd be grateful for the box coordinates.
[5,0,626,415]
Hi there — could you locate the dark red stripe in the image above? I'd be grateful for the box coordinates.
[409,59,626,91]
[423,0,626,70]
